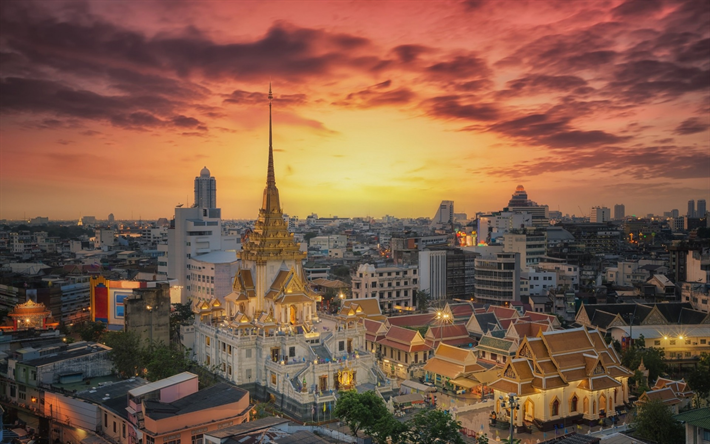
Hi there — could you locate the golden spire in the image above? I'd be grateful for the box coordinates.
[267,83,275,187]
[262,83,281,213]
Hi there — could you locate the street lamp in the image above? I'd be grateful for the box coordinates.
[500,393,520,443]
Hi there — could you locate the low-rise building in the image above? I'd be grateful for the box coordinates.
[350,263,418,313]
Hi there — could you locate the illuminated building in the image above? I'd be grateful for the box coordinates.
[489,327,632,431]
[189,87,394,421]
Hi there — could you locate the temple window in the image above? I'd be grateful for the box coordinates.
[551,398,560,416]
[571,395,578,412]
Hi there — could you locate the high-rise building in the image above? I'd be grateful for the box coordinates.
[590,206,611,223]
[671,209,680,218]
[697,199,707,218]
[431,200,454,227]
[107,213,115,223]
[614,204,625,220]
[688,200,695,218]
[473,252,520,306]
[194,166,217,209]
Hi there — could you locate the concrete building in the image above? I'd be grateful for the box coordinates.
[195,166,217,209]
[187,250,239,304]
[431,200,454,228]
[504,185,550,227]
[125,283,171,345]
[614,204,625,220]
[351,263,418,313]
[698,199,707,219]
[418,249,447,301]
[502,230,546,269]
[473,252,520,306]
[688,199,696,218]
[590,206,611,223]
[166,205,238,304]
[94,228,115,251]
[536,261,579,292]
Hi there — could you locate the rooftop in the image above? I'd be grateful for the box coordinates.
[144,382,248,420]
[128,371,197,398]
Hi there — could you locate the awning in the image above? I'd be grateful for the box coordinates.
[450,377,478,389]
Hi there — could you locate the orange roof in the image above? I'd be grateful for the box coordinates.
[387,313,435,328]
[488,306,519,319]
[385,325,419,344]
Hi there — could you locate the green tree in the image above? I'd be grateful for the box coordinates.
[477,434,489,444]
[144,342,190,382]
[688,352,710,404]
[416,290,430,313]
[304,232,318,243]
[170,303,194,341]
[331,265,351,280]
[334,390,389,437]
[79,321,106,342]
[632,399,684,444]
[622,346,666,383]
[405,409,465,444]
[368,414,408,444]
[104,331,144,378]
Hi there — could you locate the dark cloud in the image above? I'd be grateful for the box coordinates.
[476,145,710,180]
[499,74,588,97]
[391,44,430,63]
[334,81,416,108]
[0,77,206,132]
[223,90,307,106]
[425,96,499,121]
[612,0,664,18]
[426,54,491,80]
[486,113,631,148]
[673,117,710,135]
[607,60,710,103]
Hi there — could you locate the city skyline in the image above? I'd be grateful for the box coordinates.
[1,0,708,220]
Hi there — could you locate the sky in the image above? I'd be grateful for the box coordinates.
[0,0,708,221]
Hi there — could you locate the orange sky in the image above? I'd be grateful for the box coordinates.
[1,0,708,221]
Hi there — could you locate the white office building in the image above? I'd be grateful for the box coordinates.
[418,249,447,301]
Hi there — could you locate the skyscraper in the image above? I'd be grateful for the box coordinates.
[697,199,707,218]
[614,204,625,220]
[688,199,695,218]
[194,166,217,209]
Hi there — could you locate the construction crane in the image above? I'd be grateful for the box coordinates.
[578,206,586,217]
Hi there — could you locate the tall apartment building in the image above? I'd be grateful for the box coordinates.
[698,199,707,218]
[504,185,550,227]
[473,252,520,306]
[165,206,238,304]
[688,200,695,218]
[614,204,625,220]
[351,263,418,312]
[418,247,478,301]
[590,206,611,223]
[194,166,217,209]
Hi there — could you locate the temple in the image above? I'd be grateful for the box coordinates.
[188,86,394,421]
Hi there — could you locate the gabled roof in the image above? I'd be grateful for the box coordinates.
[386,313,435,328]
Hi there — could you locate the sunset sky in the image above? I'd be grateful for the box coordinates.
[1,0,708,221]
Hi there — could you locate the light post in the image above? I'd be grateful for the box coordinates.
[500,392,520,444]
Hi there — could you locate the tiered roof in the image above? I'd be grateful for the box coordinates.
[489,327,632,396]
[639,377,694,407]
[577,302,710,331]
[423,343,484,379]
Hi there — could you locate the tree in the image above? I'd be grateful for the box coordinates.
[688,352,710,404]
[303,232,318,243]
[622,346,666,384]
[416,290,430,313]
[170,303,194,341]
[104,331,144,378]
[144,342,190,382]
[368,414,408,444]
[632,399,684,444]
[405,409,465,444]
[331,265,351,280]
[334,390,389,437]
[79,321,106,342]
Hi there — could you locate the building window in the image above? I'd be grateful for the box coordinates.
[685,351,691,357]
[289,346,296,357]
[146,437,155,444]
[339,341,345,351]
[228,365,232,376]
[246,349,252,358]
[192,435,203,444]
[113,421,117,433]
[123,423,126,438]
[104,413,108,427]
[685,340,691,345]
[670,340,676,345]
[654,340,660,346]
[571,395,578,412]
[551,398,559,416]
[206,355,211,366]
[228,345,232,355]
[271,373,277,385]
[206,336,211,346]
[246,368,252,380]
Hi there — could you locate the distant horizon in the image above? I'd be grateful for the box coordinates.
[1,0,708,221]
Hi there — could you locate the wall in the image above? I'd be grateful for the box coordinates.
[125,284,171,345]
